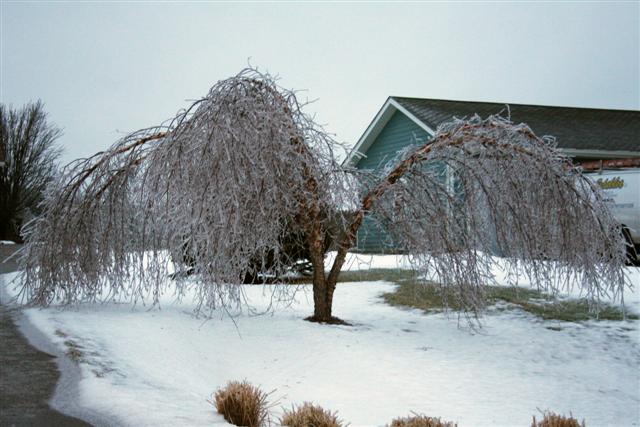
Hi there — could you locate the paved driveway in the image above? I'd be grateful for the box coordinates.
[0,244,93,427]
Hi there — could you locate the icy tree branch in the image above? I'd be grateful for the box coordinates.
[17,68,628,323]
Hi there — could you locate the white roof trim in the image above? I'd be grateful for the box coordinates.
[388,98,436,137]
[344,97,436,167]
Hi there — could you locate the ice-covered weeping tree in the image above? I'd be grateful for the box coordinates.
[18,68,627,324]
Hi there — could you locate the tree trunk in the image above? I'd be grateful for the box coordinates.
[306,137,446,323]
[308,270,343,324]
[312,274,331,320]
[305,211,340,323]
[304,212,346,324]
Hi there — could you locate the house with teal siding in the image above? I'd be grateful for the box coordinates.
[344,97,640,253]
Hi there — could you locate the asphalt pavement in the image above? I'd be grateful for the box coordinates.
[0,244,93,427]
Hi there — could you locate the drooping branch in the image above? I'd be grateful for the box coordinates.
[18,127,169,306]
[326,130,452,286]
[19,68,353,313]
[328,115,627,317]
[17,68,627,323]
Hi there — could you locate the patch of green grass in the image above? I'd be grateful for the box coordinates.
[517,298,638,322]
[383,279,468,312]
[381,277,636,323]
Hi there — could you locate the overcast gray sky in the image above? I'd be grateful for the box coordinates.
[2,1,638,164]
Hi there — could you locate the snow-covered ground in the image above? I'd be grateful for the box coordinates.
[1,254,639,427]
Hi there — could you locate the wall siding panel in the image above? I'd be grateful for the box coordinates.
[355,111,430,253]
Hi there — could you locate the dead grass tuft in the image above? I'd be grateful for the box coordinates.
[63,339,84,362]
[532,411,586,427]
[280,402,345,427]
[213,380,270,427]
[389,414,457,427]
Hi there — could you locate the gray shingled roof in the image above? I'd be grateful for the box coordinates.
[392,97,640,153]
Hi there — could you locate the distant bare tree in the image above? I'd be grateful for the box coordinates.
[18,68,627,323]
[0,101,62,242]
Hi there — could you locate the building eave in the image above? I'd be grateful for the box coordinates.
[560,148,640,159]
[343,97,436,168]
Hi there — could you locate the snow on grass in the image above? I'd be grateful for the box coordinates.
[325,251,412,271]
[1,255,639,427]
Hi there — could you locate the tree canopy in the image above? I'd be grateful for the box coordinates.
[18,68,628,323]
[1,101,62,242]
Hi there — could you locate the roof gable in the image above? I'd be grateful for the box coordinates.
[354,110,429,170]
[344,98,435,167]
[346,97,640,166]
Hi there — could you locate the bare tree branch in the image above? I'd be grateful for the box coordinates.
[341,115,626,318]
[0,101,62,242]
[17,68,628,324]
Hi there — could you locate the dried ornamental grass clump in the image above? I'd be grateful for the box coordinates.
[214,380,270,427]
[389,414,458,427]
[532,411,586,427]
[280,402,345,427]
